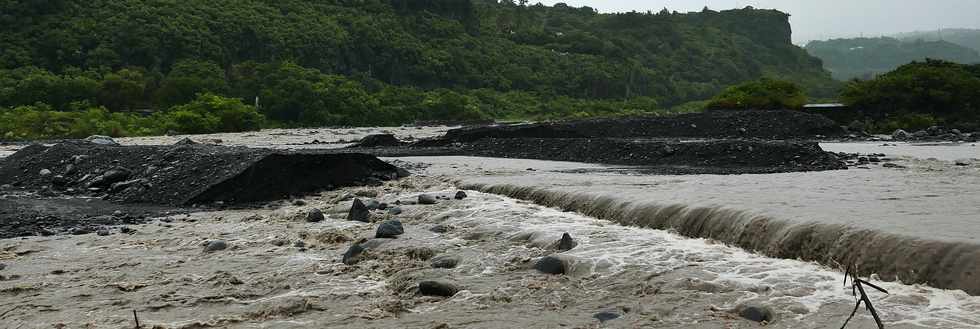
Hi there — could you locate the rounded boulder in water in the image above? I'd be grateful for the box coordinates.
[418,194,438,205]
[387,206,403,215]
[204,240,228,253]
[557,232,577,251]
[534,255,567,275]
[347,199,371,222]
[342,240,367,265]
[419,280,459,297]
[375,220,404,238]
[431,255,461,269]
[364,199,381,210]
[735,303,775,323]
[593,311,620,323]
[306,208,325,223]
[454,191,467,200]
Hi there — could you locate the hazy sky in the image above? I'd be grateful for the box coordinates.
[535,0,980,44]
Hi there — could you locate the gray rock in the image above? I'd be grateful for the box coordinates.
[87,167,131,188]
[431,255,461,269]
[0,263,5,271]
[951,129,962,135]
[292,199,307,206]
[892,129,910,140]
[927,126,944,136]
[271,238,289,246]
[294,240,306,248]
[39,168,52,176]
[97,229,110,236]
[355,134,403,147]
[306,208,325,223]
[347,199,371,222]
[85,135,119,146]
[430,224,451,233]
[51,175,68,187]
[375,220,405,238]
[735,304,775,323]
[387,206,403,215]
[557,232,577,252]
[419,280,459,297]
[954,159,973,166]
[454,191,468,200]
[882,163,906,169]
[364,199,381,210]
[342,241,366,265]
[174,137,198,145]
[534,256,566,275]
[377,202,388,211]
[593,312,621,323]
[912,130,929,138]
[418,194,438,205]
[204,240,228,252]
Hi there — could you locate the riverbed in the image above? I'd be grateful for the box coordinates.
[1,130,979,328]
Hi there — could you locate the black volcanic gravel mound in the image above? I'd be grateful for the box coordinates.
[0,142,405,206]
[342,138,845,174]
[436,110,844,143]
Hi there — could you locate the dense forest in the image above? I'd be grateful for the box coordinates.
[841,59,980,132]
[805,37,980,80]
[0,0,838,139]
[894,29,980,53]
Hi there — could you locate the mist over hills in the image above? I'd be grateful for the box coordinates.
[805,36,980,80]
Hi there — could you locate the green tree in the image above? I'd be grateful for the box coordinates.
[706,78,807,110]
[155,59,228,107]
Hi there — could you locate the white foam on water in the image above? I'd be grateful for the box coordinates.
[436,191,980,328]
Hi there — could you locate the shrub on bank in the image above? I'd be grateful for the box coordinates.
[706,78,807,111]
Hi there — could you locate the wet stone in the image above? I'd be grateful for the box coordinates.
[419,280,459,297]
[364,199,381,210]
[306,208,325,223]
[204,240,228,252]
[294,240,306,248]
[454,191,468,200]
[342,242,366,265]
[377,202,388,211]
[347,199,371,222]
[388,206,403,215]
[418,194,438,205]
[736,304,775,323]
[430,224,451,233]
[375,220,405,238]
[431,255,461,269]
[534,256,566,275]
[557,232,576,251]
[593,312,621,323]
[97,229,110,236]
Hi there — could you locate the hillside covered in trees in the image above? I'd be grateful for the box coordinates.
[841,59,980,132]
[805,37,980,80]
[0,0,837,139]
[894,29,980,53]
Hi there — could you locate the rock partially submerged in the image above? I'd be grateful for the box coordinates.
[375,220,404,238]
[0,142,407,205]
[352,134,404,147]
[418,280,459,297]
[534,255,567,275]
[347,199,371,222]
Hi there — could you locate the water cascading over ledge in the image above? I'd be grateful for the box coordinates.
[463,183,980,295]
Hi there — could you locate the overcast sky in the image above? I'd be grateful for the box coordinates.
[535,0,980,44]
